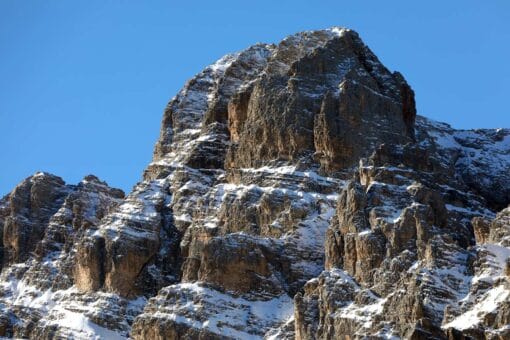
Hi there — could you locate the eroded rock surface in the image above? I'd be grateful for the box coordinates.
[0,27,508,339]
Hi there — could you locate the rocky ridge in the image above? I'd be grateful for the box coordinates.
[0,27,509,339]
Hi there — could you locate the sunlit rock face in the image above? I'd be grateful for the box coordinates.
[0,27,509,339]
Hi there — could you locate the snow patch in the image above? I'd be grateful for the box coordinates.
[444,285,510,330]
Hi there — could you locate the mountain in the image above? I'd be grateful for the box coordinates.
[1,27,509,339]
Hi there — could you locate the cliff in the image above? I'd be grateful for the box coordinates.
[0,27,509,339]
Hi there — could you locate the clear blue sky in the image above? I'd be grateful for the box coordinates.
[1,1,509,195]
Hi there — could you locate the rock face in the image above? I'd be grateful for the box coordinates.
[0,27,509,339]
[1,173,68,266]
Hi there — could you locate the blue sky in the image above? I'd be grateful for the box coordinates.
[1,1,509,195]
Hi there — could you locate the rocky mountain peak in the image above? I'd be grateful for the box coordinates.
[1,28,509,339]
[150,27,416,177]
[79,174,125,198]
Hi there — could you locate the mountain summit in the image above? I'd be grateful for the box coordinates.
[1,27,509,339]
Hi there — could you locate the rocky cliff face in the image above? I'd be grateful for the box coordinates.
[0,27,509,339]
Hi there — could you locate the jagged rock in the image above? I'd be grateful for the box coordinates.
[74,235,106,291]
[1,173,68,266]
[442,207,510,338]
[297,115,508,338]
[0,174,128,338]
[131,282,293,340]
[0,27,509,339]
[223,28,416,174]
[472,216,491,244]
[181,231,280,295]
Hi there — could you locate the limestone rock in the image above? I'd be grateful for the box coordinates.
[0,27,509,339]
[1,172,68,266]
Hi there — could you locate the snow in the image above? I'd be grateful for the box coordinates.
[265,315,295,340]
[242,165,298,175]
[145,282,294,339]
[174,213,192,222]
[318,268,389,331]
[445,204,477,215]
[472,244,510,284]
[440,241,510,332]
[290,206,333,248]
[51,309,126,340]
[0,273,145,339]
[431,131,459,149]
[32,171,52,179]
[420,115,510,178]
[96,179,167,241]
[208,52,239,73]
[328,268,361,288]
[358,229,373,236]
[240,165,342,186]
[444,285,510,330]
[329,26,349,37]
[337,296,387,329]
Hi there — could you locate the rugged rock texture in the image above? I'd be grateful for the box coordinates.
[0,173,131,338]
[0,27,509,339]
[1,172,68,266]
[442,207,510,339]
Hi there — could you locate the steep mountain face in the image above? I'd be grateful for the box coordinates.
[0,27,509,339]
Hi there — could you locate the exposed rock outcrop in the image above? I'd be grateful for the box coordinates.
[0,174,129,338]
[1,173,68,266]
[0,27,508,339]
